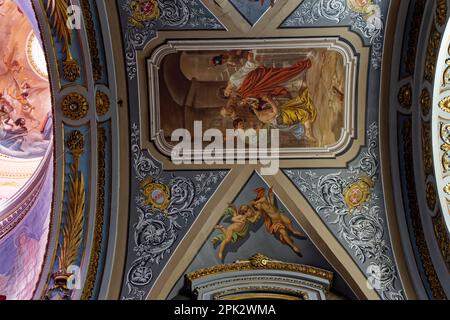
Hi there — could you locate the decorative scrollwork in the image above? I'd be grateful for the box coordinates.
[286,123,404,300]
[123,123,227,300]
[61,93,89,120]
[282,0,385,69]
[121,0,223,80]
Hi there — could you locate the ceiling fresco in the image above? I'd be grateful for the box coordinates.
[0,0,52,300]
[0,0,52,204]
[113,0,404,301]
[167,172,357,300]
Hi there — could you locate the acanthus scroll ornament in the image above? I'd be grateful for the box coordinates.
[286,123,405,300]
[123,123,227,300]
[281,0,385,69]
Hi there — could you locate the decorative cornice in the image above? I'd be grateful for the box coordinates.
[186,254,334,286]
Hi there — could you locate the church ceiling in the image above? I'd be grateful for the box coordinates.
[112,0,405,300]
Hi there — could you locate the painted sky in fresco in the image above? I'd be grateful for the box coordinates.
[229,0,272,25]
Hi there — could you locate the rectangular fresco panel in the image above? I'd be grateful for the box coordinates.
[149,39,357,158]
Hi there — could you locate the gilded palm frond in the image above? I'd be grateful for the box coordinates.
[45,0,72,54]
[58,165,85,271]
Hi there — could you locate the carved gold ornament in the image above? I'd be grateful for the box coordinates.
[422,122,433,176]
[248,253,271,267]
[46,0,80,81]
[81,127,107,300]
[96,91,110,116]
[346,0,373,14]
[398,83,412,109]
[61,93,89,120]
[444,183,450,195]
[426,182,437,210]
[436,0,448,26]
[443,57,450,87]
[140,178,171,210]
[343,176,374,210]
[46,131,86,299]
[63,58,81,82]
[186,253,334,285]
[432,212,450,272]
[439,96,450,113]
[440,122,450,172]
[424,26,441,82]
[129,0,160,28]
[80,0,102,81]
[59,135,85,272]
[420,88,431,116]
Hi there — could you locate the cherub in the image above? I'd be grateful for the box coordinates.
[251,187,307,256]
[213,203,261,261]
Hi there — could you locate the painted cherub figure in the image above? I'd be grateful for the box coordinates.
[213,203,261,261]
[251,187,307,256]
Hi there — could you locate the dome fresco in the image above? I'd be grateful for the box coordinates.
[0,0,52,204]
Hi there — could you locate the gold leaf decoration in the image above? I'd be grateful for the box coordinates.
[46,0,80,81]
[398,83,412,109]
[439,96,450,113]
[81,127,107,300]
[61,93,89,120]
[420,88,431,116]
[424,26,441,83]
[58,131,86,273]
[425,182,437,210]
[444,183,450,195]
[422,122,433,176]
[96,91,110,116]
[436,0,448,26]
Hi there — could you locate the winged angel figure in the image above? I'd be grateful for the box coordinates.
[213,203,261,261]
[213,187,307,260]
